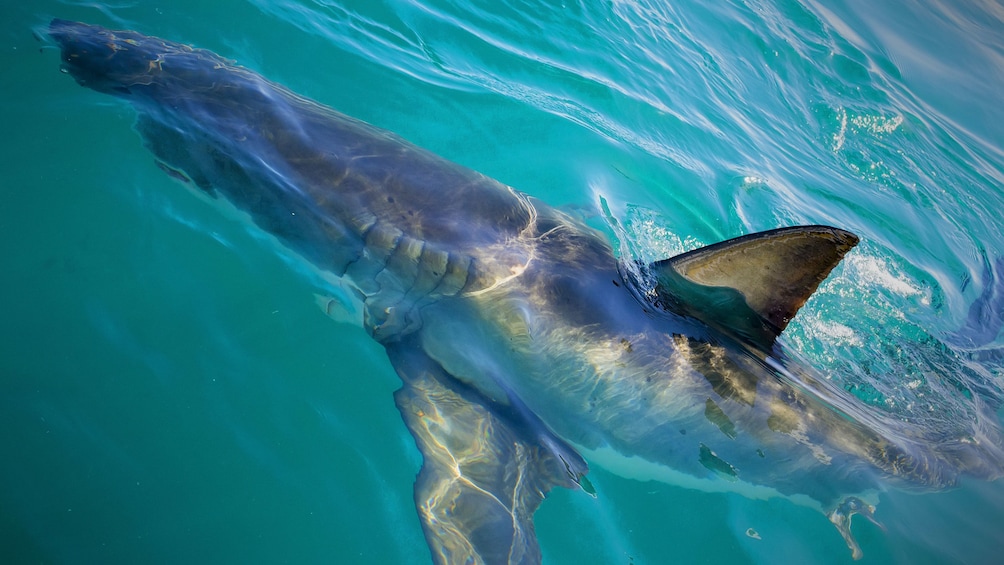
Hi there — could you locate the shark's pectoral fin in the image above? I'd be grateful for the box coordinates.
[387,343,588,565]
[136,114,217,195]
[651,225,858,349]
[828,496,884,560]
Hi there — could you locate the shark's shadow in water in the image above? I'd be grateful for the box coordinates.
[49,19,1004,563]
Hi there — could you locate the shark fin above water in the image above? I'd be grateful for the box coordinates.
[387,342,589,565]
[651,225,859,349]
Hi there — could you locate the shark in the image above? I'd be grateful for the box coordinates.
[50,19,1004,563]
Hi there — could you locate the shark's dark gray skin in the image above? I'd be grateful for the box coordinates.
[50,19,1004,563]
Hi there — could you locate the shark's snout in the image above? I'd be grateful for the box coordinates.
[49,18,159,95]
[50,19,117,85]
[48,18,93,48]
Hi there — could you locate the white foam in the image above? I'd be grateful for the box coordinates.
[847,254,922,298]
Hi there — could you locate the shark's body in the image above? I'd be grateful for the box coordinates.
[51,20,1004,563]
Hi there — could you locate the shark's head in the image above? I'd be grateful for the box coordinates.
[49,18,297,189]
[49,19,232,101]
[50,19,165,96]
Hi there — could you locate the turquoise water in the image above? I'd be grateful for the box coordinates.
[3,0,1004,563]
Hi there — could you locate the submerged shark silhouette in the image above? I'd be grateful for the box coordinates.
[50,19,1003,562]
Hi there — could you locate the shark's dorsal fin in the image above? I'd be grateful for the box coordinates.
[651,225,859,349]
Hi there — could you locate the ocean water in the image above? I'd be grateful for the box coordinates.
[2,0,1004,563]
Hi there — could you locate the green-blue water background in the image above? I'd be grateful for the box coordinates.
[3,0,1004,563]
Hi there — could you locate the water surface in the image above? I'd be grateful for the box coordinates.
[2,1,1003,563]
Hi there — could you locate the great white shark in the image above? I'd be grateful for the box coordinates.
[50,19,1004,563]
